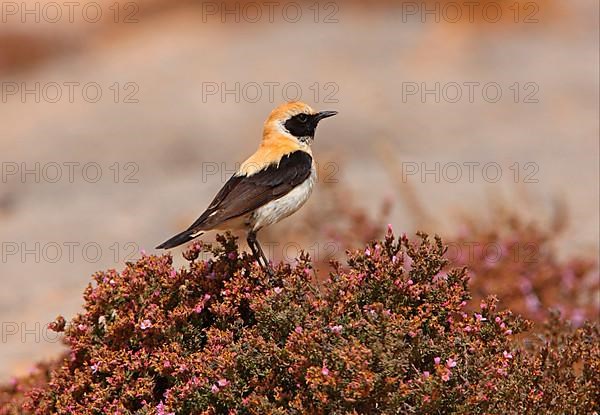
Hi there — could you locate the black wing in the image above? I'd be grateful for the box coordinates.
[192,150,313,228]
[156,151,312,249]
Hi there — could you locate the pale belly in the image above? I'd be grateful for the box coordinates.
[250,167,317,231]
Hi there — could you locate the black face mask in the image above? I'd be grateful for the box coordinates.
[284,111,337,139]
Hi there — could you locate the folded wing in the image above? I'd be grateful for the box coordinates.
[157,151,313,249]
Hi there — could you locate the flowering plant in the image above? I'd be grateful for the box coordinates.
[1,231,598,414]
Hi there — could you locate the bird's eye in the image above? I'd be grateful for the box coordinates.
[297,113,308,123]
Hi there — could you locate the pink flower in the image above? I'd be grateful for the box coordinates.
[90,362,99,374]
[217,378,229,387]
[156,401,175,415]
[434,357,441,365]
[446,358,457,368]
[404,254,413,271]
[140,319,152,330]
[434,271,448,282]
[330,325,342,334]
[194,294,212,313]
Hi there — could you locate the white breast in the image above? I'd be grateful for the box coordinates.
[251,165,317,231]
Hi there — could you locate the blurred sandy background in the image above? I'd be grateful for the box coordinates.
[0,0,598,380]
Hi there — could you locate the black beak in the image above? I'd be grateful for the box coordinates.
[315,111,338,122]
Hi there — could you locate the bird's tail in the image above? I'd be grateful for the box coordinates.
[156,228,203,250]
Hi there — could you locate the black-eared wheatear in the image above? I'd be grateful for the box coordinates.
[157,101,337,271]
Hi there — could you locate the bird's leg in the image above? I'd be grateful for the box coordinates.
[247,232,261,265]
[247,231,273,275]
[254,238,271,271]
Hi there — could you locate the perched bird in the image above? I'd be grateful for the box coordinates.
[156,101,337,271]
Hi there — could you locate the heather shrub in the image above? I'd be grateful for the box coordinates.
[1,231,598,414]
[449,210,599,325]
[270,179,599,325]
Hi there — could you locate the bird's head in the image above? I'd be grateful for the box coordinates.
[263,101,337,146]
